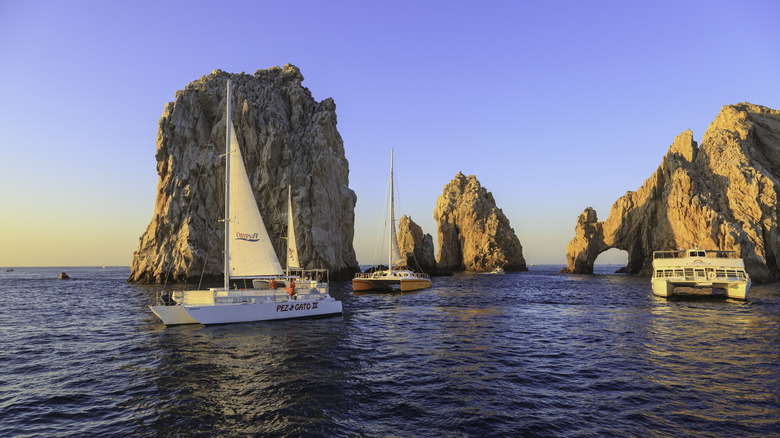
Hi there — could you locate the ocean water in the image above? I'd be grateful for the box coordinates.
[1,265,778,437]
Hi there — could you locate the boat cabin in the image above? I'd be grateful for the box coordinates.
[650,248,751,299]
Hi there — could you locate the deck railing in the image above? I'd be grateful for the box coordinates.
[653,268,748,281]
[653,250,738,259]
[354,271,431,279]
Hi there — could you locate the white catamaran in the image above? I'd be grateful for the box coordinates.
[150,80,342,325]
[651,248,751,300]
[352,150,432,292]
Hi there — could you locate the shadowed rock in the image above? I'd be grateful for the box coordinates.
[397,215,437,274]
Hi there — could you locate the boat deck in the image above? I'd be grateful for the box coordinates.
[651,249,751,300]
[353,270,432,292]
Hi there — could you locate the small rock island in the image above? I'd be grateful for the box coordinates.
[434,172,527,273]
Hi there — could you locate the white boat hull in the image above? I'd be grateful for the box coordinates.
[652,249,752,300]
[149,304,199,325]
[651,276,751,300]
[150,297,342,325]
[150,284,342,326]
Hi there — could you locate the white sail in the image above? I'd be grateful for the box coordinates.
[389,149,404,268]
[225,81,284,278]
[286,185,300,270]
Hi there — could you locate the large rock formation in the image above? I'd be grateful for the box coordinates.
[129,65,359,283]
[566,103,780,283]
[434,172,527,272]
[397,215,437,274]
[565,207,608,274]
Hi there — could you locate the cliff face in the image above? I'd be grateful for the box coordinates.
[566,103,780,283]
[397,215,437,274]
[129,65,359,283]
[434,172,527,272]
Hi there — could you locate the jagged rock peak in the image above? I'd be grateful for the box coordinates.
[565,102,780,282]
[397,215,437,274]
[129,65,359,283]
[434,172,527,273]
[565,207,607,274]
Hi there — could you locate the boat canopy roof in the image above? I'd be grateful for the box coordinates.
[653,249,737,259]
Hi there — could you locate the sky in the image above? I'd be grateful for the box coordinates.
[1,0,779,267]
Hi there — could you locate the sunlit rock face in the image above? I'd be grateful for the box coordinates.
[129,65,359,283]
[565,207,608,274]
[565,103,780,283]
[434,172,528,273]
[397,215,437,274]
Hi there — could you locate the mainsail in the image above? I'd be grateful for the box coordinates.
[225,80,284,278]
[286,185,300,270]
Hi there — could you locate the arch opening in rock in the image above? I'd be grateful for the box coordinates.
[594,248,629,273]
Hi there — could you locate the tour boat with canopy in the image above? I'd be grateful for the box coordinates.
[651,248,751,300]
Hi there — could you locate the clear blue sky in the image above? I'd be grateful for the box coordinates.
[1,0,778,267]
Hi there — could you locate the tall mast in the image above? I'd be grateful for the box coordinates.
[224,79,231,290]
[389,149,394,269]
[286,184,291,278]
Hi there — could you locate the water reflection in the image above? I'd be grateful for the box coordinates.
[641,296,779,433]
[140,318,350,436]
[118,267,780,436]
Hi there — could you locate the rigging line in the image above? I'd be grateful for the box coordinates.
[183,145,211,264]
[370,171,393,268]
[236,98,270,200]
[388,165,426,273]
[162,144,212,290]
[197,243,211,290]
[393,172,406,220]
[241,107,283,255]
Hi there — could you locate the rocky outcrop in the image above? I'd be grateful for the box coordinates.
[129,65,359,283]
[434,172,527,272]
[566,207,608,274]
[565,103,780,283]
[397,215,437,274]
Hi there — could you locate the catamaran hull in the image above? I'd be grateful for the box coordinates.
[352,278,432,292]
[400,279,432,292]
[150,305,199,325]
[651,278,751,300]
[150,298,343,326]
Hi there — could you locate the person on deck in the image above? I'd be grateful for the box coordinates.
[287,279,296,298]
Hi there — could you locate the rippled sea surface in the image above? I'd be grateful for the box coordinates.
[1,266,778,437]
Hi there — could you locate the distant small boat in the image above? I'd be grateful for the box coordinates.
[353,150,432,293]
[478,265,505,275]
[6,269,13,272]
[58,272,70,280]
[651,248,751,300]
